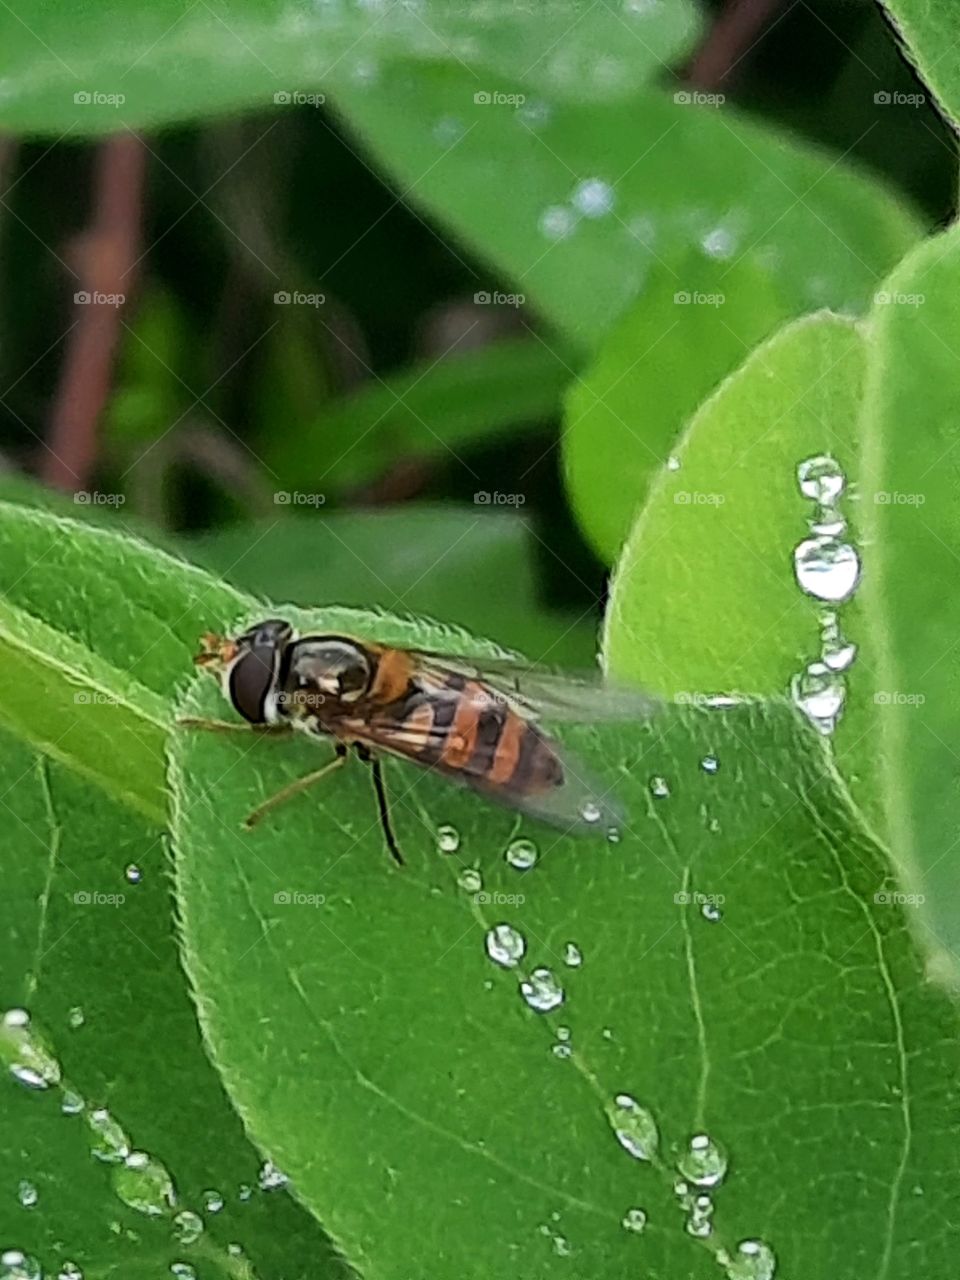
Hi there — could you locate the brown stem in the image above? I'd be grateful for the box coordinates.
[685,0,788,92]
[43,132,146,491]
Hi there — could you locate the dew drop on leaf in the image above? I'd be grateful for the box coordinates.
[606,1094,659,1160]
[519,967,564,1013]
[61,1089,84,1116]
[562,942,583,968]
[677,1132,729,1187]
[172,1210,204,1245]
[579,801,602,824]
[722,1239,777,1280]
[700,226,736,260]
[485,923,526,968]
[621,1207,647,1233]
[125,864,142,884]
[170,1265,196,1280]
[237,1183,253,1202]
[111,1150,177,1216]
[701,902,722,922]
[700,755,719,774]
[792,663,845,735]
[1,1007,62,1090]
[202,1189,224,1214]
[793,537,860,603]
[57,1262,83,1279]
[505,837,538,869]
[436,825,460,854]
[17,1180,37,1208]
[0,1251,41,1280]
[258,1159,288,1191]
[649,776,670,799]
[797,454,845,504]
[457,867,483,893]
[538,205,576,241]
[67,1007,85,1030]
[87,1106,131,1163]
[572,177,615,217]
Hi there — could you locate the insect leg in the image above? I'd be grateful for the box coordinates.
[177,717,293,737]
[356,745,404,867]
[243,742,347,830]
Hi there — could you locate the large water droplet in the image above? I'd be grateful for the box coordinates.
[436,825,460,854]
[505,837,538,869]
[87,1107,131,1163]
[794,537,860,603]
[1,1008,62,1090]
[677,1132,728,1187]
[0,1251,41,1280]
[538,205,576,241]
[519,967,564,1013]
[607,1094,659,1161]
[258,1159,288,1191]
[573,178,615,217]
[621,1207,647,1233]
[797,454,845,504]
[112,1150,176,1216]
[172,1210,204,1245]
[723,1239,777,1280]
[485,923,526,968]
[17,1180,38,1208]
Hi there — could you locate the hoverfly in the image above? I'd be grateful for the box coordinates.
[183,618,655,864]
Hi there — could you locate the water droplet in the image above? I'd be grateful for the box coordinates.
[701,902,722,922]
[572,177,615,217]
[125,864,142,884]
[552,1041,572,1059]
[607,1094,659,1160]
[621,1206,647,1233]
[17,1180,38,1208]
[170,1266,196,1280]
[436,825,460,854]
[700,755,719,774]
[701,226,736,260]
[172,1210,204,1245]
[684,1191,715,1237]
[0,1251,41,1280]
[677,1132,728,1187]
[57,1263,83,1280]
[258,1159,288,1191]
[1,1008,62,1090]
[61,1088,84,1115]
[797,454,845,505]
[723,1239,777,1280]
[111,1150,176,1216]
[794,537,860,603]
[457,867,483,893]
[556,1025,571,1042]
[823,640,857,672]
[237,1182,253,1202]
[202,1189,224,1214]
[792,663,845,735]
[87,1107,131,1163]
[67,1006,85,1030]
[505,837,538,870]
[562,942,583,968]
[649,776,670,799]
[579,801,602,824]
[519,967,564,1013]
[550,1234,571,1257]
[666,454,681,471]
[538,205,576,241]
[605,826,621,844]
[485,923,526,968]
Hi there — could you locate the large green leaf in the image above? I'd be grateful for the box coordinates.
[563,254,789,562]
[172,602,960,1280]
[858,225,960,972]
[186,506,597,667]
[880,1,960,129]
[0,0,700,134]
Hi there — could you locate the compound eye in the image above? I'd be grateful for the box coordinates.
[229,646,277,723]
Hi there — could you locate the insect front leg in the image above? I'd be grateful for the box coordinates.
[176,717,293,737]
[243,742,348,830]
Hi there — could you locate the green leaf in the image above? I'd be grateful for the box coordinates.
[185,506,597,668]
[880,2,960,128]
[563,253,789,562]
[261,339,573,491]
[602,312,865,699]
[172,603,960,1280]
[0,0,700,134]
[858,225,960,971]
[0,728,350,1280]
[332,63,920,350]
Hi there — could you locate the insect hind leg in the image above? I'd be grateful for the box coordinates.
[355,744,405,867]
[243,742,347,830]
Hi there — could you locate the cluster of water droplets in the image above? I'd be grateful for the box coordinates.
[791,455,861,734]
[538,175,617,242]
